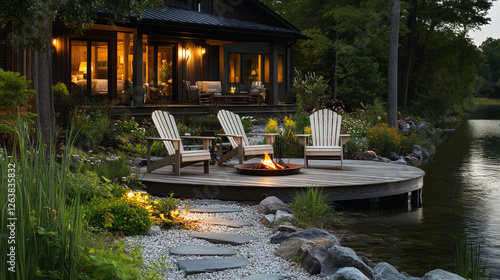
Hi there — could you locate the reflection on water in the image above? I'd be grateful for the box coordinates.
[334,105,500,277]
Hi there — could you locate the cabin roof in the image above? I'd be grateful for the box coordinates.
[115,7,304,40]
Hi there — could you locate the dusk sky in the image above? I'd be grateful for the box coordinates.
[469,1,500,46]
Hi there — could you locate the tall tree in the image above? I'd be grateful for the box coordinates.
[388,0,400,127]
[0,0,162,144]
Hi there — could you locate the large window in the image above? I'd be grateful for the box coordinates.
[117,32,133,98]
[229,53,241,83]
[70,40,110,98]
[230,52,284,85]
[143,37,176,103]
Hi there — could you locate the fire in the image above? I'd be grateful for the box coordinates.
[253,153,286,170]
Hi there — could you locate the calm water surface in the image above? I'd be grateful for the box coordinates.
[335,105,500,278]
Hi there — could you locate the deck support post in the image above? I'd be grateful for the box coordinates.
[369,197,379,211]
[414,188,423,208]
[406,191,412,212]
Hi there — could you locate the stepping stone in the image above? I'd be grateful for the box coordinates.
[170,245,236,256]
[242,275,289,280]
[195,199,238,205]
[198,218,252,228]
[188,207,242,213]
[178,258,249,275]
[191,232,259,245]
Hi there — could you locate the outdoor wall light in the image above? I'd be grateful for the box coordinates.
[182,48,190,61]
[52,38,57,47]
[201,47,206,55]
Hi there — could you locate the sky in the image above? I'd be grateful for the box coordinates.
[468,1,500,46]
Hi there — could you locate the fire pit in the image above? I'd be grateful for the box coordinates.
[234,154,302,176]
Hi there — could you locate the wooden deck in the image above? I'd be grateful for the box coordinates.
[140,158,425,202]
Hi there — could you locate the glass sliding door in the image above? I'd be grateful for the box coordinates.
[143,40,176,104]
[70,39,110,100]
[117,32,133,101]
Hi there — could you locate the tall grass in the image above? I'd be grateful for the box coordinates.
[291,187,332,228]
[454,235,493,280]
[1,122,85,279]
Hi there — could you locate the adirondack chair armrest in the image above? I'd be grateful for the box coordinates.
[295,134,311,146]
[218,134,243,145]
[339,134,350,146]
[180,136,215,150]
[146,137,181,150]
[246,133,278,144]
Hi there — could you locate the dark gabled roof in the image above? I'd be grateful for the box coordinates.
[127,7,304,40]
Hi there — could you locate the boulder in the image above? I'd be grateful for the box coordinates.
[301,246,330,274]
[145,225,161,236]
[393,158,407,165]
[330,267,370,280]
[273,223,302,233]
[270,228,339,245]
[261,214,276,225]
[377,157,391,163]
[258,196,292,214]
[421,269,466,280]
[274,237,336,260]
[374,262,408,280]
[274,210,294,223]
[389,152,400,161]
[319,245,375,279]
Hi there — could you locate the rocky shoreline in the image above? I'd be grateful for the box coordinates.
[126,197,466,280]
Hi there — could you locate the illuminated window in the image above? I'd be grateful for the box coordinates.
[244,54,261,84]
[264,55,270,83]
[229,53,241,83]
[278,55,284,83]
[117,32,133,96]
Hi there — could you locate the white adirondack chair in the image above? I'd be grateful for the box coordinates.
[217,109,278,165]
[296,109,350,169]
[147,110,214,175]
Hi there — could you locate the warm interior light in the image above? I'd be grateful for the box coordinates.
[201,48,206,54]
[79,61,87,73]
[185,48,190,60]
[52,39,57,47]
[250,69,257,76]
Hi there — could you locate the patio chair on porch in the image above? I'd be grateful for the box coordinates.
[296,109,350,169]
[217,109,278,165]
[183,80,211,105]
[147,110,214,175]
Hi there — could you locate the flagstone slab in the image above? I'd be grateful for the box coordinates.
[195,199,238,205]
[191,232,259,245]
[198,218,252,228]
[188,207,242,213]
[170,245,236,256]
[242,275,289,280]
[178,258,249,275]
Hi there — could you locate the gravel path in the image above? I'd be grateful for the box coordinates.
[126,201,320,280]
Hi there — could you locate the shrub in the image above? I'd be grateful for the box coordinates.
[66,171,114,204]
[264,118,279,133]
[241,116,255,133]
[93,156,132,182]
[293,69,330,112]
[72,108,111,148]
[367,123,400,157]
[53,82,75,127]
[291,188,332,228]
[88,197,152,236]
[0,69,36,135]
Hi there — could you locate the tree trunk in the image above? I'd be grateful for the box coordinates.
[401,0,417,108]
[32,20,55,144]
[388,0,400,128]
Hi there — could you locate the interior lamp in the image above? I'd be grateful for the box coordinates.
[185,48,190,61]
[79,62,87,73]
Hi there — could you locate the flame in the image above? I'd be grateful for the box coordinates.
[259,153,286,170]
[261,153,278,169]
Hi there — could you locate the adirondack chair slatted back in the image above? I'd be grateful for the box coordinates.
[217,110,250,147]
[310,109,342,147]
[152,110,183,155]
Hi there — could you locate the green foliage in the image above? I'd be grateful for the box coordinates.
[291,188,332,228]
[293,98,310,134]
[66,171,114,204]
[150,140,168,157]
[1,121,85,279]
[367,123,400,157]
[477,38,500,99]
[344,138,367,160]
[72,107,112,147]
[0,69,36,135]
[81,240,162,280]
[53,82,76,127]
[186,114,221,132]
[454,235,493,280]
[93,156,132,182]
[292,70,330,112]
[241,116,255,133]
[88,197,152,236]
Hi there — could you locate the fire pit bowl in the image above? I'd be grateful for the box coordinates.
[234,163,302,176]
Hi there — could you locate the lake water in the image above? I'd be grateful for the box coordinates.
[334,104,500,278]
